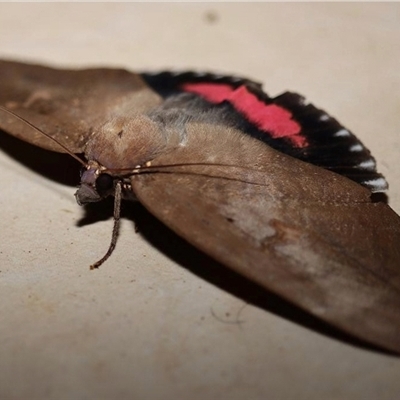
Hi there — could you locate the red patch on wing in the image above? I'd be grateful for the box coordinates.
[182,82,307,148]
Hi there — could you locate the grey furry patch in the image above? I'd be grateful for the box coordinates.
[147,93,240,131]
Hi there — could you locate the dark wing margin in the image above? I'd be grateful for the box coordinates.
[141,71,387,193]
[273,92,388,193]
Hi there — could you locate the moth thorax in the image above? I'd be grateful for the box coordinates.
[85,114,166,169]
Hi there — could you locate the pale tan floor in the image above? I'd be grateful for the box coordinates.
[1,3,400,400]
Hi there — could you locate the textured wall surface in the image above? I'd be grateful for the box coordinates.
[1,3,399,400]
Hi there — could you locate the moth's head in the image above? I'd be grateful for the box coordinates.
[75,161,114,205]
[85,114,166,170]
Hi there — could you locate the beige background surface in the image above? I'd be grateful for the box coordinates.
[1,3,400,400]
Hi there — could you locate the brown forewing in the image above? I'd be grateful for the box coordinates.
[131,122,400,353]
[0,60,161,152]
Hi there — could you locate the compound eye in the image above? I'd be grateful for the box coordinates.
[95,173,114,196]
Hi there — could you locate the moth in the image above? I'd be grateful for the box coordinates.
[0,60,399,354]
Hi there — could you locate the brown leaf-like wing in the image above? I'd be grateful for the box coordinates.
[131,122,400,353]
[0,60,161,152]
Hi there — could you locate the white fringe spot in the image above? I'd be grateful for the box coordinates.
[364,177,388,192]
[210,74,225,79]
[334,129,350,137]
[349,144,363,152]
[358,159,376,170]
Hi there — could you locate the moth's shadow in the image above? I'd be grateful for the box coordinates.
[0,130,81,185]
[0,131,393,356]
